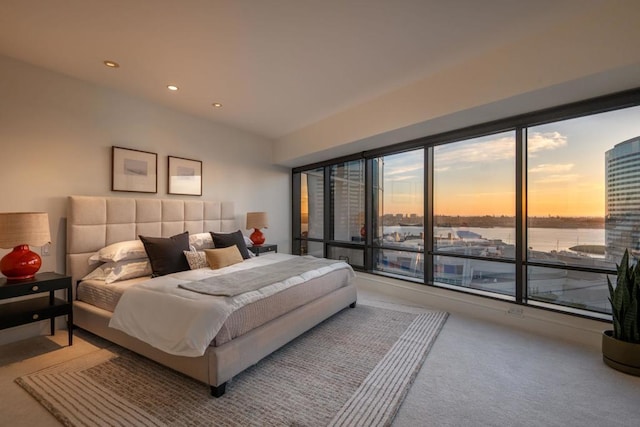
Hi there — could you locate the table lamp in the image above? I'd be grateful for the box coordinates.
[246,212,268,246]
[0,212,51,281]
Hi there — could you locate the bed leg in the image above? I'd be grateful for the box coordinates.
[211,383,226,398]
[349,301,356,308]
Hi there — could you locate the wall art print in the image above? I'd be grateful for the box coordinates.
[168,156,202,196]
[111,146,158,193]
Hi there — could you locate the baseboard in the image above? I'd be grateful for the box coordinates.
[355,272,609,350]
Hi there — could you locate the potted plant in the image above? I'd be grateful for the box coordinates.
[603,249,640,375]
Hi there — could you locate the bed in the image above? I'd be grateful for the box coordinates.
[66,195,357,397]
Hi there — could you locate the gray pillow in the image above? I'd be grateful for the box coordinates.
[210,230,251,260]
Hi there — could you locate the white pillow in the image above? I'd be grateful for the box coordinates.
[89,240,147,264]
[82,259,152,284]
[189,232,214,250]
[243,235,256,258]
[183,250,208,270]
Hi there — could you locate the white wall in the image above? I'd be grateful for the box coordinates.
[274,1,640,167]
[0,55,290,344]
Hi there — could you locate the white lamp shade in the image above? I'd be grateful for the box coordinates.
[246,212,268,230]
[0,212,51,249]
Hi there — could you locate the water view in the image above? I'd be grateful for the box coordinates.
[385,225,606,255]
[377,224,613,314]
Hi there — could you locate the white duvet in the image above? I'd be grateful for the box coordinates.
[108,253,353,357]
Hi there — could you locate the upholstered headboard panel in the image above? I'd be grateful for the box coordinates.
[66,195,236,290]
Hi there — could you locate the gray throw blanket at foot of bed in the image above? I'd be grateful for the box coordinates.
[178,256,347,297]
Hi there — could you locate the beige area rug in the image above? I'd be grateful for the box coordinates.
[16,305,448,427]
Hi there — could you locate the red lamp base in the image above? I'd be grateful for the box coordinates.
[1,244,42,281]
[250,228,265,246]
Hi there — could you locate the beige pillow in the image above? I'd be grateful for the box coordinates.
[188,232,215,250]
[204,245,243,269]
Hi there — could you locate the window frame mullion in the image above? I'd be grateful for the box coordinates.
[515,127,527,304]
[425,146,434,285]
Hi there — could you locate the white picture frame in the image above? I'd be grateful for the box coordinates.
[168,156,202,196]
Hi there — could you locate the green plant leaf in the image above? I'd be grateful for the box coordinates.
[609,249,640,343]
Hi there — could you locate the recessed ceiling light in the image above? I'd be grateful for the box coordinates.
[103,60,120,68]
[212,103,222,108]
[167,85,179,91]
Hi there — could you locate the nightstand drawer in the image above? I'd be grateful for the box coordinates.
[249,244,278,256]
[258,245,277,254]
[0,273,70,298]
[0,296,70,329]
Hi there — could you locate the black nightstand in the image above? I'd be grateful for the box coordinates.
[0,272,73,346]
[248,244,278,256]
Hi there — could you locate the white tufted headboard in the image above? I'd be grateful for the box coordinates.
[66,195,236,291]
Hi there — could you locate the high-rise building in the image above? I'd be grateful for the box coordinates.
[605,136,640,262]
[331,160,365,241]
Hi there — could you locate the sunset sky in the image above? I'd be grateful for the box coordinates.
[383,105,640,217]
[301,106,639,219]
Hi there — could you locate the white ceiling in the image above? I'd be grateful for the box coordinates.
[0,0,600,140]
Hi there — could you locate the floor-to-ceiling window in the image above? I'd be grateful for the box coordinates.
[433,131,516,296]
[292,89,640,320]
[526,105,640,314]
[328,160,365,268]
[298,167,324,257]
[373,149,424,279]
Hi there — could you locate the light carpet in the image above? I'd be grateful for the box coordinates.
[16,305,447,427]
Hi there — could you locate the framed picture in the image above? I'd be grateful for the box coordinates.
[111,146,157,193]
[168,156,202,196]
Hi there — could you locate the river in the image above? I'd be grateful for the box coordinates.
[384,226,605,254]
